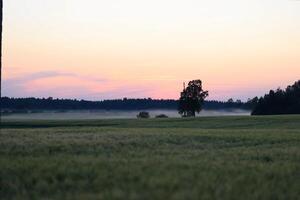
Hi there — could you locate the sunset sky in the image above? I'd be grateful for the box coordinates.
[2,0,300,100]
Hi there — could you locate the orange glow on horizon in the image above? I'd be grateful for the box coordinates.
[3,0,300,100]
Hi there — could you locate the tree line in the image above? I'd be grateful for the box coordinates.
[251,80,300,115]
[1,97,253,112]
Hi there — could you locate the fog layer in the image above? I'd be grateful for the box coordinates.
[3,109,250,120]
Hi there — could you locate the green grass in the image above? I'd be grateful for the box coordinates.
[1,115,300,200]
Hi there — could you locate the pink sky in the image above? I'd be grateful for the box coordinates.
[2,0,300,101]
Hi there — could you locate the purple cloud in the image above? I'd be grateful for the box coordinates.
[2,70,106,98]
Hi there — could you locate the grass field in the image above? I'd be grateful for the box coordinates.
[1,115,300,200]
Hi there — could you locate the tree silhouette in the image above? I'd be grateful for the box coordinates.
[252,80,300,115]
[178,80,208,117]
[1,97,252,111]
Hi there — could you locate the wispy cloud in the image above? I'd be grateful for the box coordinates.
[2,70,154,100]
[4,71,76,84]
[3,70,107,97]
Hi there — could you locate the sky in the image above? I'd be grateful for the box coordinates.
[2,0,300,101]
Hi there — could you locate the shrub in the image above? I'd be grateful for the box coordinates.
[155,114,169,118]
[137,112,150,119]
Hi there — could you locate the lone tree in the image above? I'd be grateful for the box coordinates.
[178,80,208,117]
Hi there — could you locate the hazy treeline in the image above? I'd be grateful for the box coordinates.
[1,97,253,112]
[252,80,300,115]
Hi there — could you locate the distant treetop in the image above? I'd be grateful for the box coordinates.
[252,80,300,115]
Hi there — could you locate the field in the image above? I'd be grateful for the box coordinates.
[1,115,300,200]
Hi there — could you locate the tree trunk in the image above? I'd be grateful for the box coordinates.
[191,110,196,117]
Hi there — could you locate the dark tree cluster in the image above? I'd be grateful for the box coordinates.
[1,97,252,113]
[205,99,255,110]
[252,80,300,115]
[0,97,177,111]
[178,80,209,117]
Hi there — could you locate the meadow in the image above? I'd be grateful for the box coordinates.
[1,115,300,200]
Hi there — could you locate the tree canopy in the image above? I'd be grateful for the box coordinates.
[252,80,300,115]
[178,80,209,117]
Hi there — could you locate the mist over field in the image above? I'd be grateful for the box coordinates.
[2,109,250,120]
